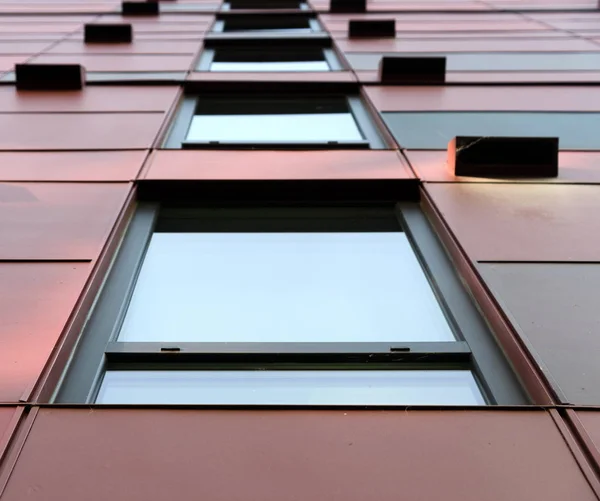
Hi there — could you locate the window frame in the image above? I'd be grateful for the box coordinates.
[53,202,528,406]
[211,14,322,33]
[163,94,387,150]
[221,0,310,10]
[196,45,343,71]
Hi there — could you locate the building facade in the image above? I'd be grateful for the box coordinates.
[1,0,600,499]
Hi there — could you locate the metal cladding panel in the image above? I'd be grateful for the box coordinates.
[0,182,130,260]
[480,264,600,405]
[28,54,196,72]
[0,264,91,403]
[335,38,600,52]
[0,113,165,150]
[357,70,600,83]
[0,409,596,501]
[575,411,600,458]
[0,86,180,113]
[48,40,201,55]
[0,152,147,182]
[406,151,600,183]
[0,407,20,452]
[424,184,600,262]
[144,150,414,180]
[0,56,29,73]
[364,86,600,112]
[0,41,53,54]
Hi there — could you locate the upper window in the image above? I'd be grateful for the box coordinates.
[55,204,528,406]
[197,46,341,72]
[383,112,600,150]
[222,0,308,10]
[165,95,386,149]
[212,15,321,33]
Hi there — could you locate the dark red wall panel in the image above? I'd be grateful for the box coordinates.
[424,184,600,262]
[406,151,600,183]
[0,409,596,501]
[0,152,147,182]
[364,86,600,111]
[0,183,130,260]
[0,114,165,150]
[28,54,195,72]
[145,150,413,180]
[0,87,180,113]
[479,263,600,405]
[0,264,91,402]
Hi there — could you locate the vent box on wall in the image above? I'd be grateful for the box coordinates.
[330,0,366,13]
[122,1,159,15]
[15,64,85,90]
[349,19,395,38]
[84,24,133,43]
[379,56,446,84]
[448,136,560,177]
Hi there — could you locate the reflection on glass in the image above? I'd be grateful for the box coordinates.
[210,61,330,72]
[97,370,485,405]
[186,113,363,142]
[118,232,455,343]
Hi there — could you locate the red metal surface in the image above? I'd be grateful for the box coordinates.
[0,151,147,182]
[568,410,600,475]
[0,113,166,150]
[0,41,52,54]
[0,263,91,402]
[364,86,600,111]
[28,54,196,72]
[48,40,202,55]
[0,86,180,112]
[336,37,600,52]
[144,150,413,180]
[424,184,600,262]
[0,407,22,459]
[356,70,600,83]
[1,409,598,501]
[405,151,600,183]
[0,182,130,260]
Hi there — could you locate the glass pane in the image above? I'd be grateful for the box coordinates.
[210,61,330,72]
[186,113,364,142]
[228,27,314,33]
[118,232,455,342]
[383,112,600,150]
[97,370,485,405]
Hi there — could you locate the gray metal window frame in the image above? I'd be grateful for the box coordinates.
[221,1,310,10]
[211,16,321,33]
[54,203,528,406]
[163,94,386,149]
[196,47,342,71]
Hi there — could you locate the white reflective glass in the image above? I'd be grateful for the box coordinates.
[227,27,313,33]
[118,232,455,342]
[210,61,330,72]
[97,370,485,405]
[186,113,363,142]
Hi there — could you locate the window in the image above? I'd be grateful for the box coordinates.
[55,204,527,406]
[212,15,321,33]
[222,0,308,10]
[197,46,341,72]
[383,112,600,150]
[165,94,386,149]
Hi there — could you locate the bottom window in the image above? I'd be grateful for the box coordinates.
[97,370,485,406]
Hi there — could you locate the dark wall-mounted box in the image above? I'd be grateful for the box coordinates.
[122,1,159,15]
[380,56,446,84]
[330,0,366,13]
[349,20,395,38]
[448,136,560,178]
[15,64,85,91]
[84,24,133,43]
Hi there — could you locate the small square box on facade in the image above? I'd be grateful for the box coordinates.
[122,1,159,15]
[349,19,395,38]
[15,64,85,90]
[330,0,366,14]
[84,24,133,43]
[448,136,559,178]
[379,56,446,84]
